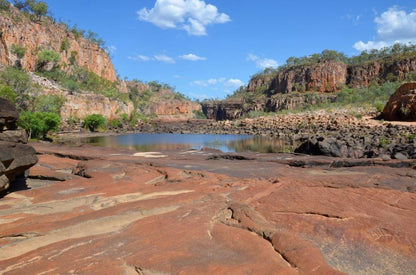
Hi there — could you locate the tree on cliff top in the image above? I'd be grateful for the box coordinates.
[12,0,48,19]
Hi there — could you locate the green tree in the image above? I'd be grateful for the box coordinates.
[0,86,17,103]
[18,112,61,139]
[84,114,106,132]
[29,0,47,18]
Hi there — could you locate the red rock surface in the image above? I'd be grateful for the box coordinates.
[383,82,416,121]
[0,143,415,274]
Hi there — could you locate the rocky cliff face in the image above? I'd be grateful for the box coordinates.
[28,73,134,121]
[270,60,347,94]
[247,58,416,96]
[202,94,336,120]
[202,100,245,121]
[0,7,116,82]
[145,101,201,119]
[126,81,201,119]
[348,58,416,88]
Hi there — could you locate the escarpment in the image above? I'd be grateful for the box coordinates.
[0,6,116,82]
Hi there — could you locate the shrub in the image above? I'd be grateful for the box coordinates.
[120,113,129,123]
[0,85,17,103]
[18,112,61,139]
[60,38,70,53]
[0,0,10,10]
[84,114,106,132]
[33,94,64,113]
[11,44,26,59]
[109,119,122,129]
[36,49,60,71]
[62,79,79,93]
[193,110,206,119]
[0,66,31,94]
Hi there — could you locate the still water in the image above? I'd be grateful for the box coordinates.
[78,133,294,153]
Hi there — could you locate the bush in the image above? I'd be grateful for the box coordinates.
[0,0,10,10]
[0,66,31,94]
[33,94,64,113]
[109,119,122,129]
[193,110,206,119]
[84,114,106,132]
[11,44,26,59]
[36,49,60,71]
[0,86,17,103]
[18,112,61,139]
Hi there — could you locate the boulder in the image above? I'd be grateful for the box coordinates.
[0,97,19,130]
[0,98,38,193]
[0,141,38,192]
[294,138,346,157]
[382,82,416,121]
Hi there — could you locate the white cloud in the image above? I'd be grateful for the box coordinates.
[247,54,278,69]
[191,77,226,87]
[354,6,416,51]
[226,78,244,88]
[191,77,244,95]
[138,0,230,36]
[154,54,175,63]
[128,54,151,62]
[179,53,206,61]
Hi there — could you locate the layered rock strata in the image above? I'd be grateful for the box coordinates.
[0,6,116,82]
[0,98,37,193]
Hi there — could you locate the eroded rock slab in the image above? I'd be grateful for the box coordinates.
[0,144,415,274]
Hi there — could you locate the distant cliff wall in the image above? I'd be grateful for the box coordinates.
[0,7,117,82]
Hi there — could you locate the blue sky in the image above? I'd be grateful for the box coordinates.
[43,0,416,100]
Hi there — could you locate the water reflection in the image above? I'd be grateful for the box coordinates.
[78,133,295,153]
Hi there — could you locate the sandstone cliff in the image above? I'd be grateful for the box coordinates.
[348,58,416,88]
[270,60,347,94]
[247,58,416,96]
[0,6,117,82]
[126,81,201,119]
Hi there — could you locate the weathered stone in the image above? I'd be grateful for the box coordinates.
[0,141,37,193]
[382,82,416,121]
[0,7,116,82]
[0,129,28,143]
[1,143,415,273]
[0,98,18,130]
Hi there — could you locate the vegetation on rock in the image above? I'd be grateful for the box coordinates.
[84,114,106,132]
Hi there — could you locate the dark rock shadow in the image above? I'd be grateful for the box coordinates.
[0,174,31,199]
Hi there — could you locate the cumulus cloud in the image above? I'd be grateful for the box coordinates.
[128,54,151,62]
[354,6,416,51]
[128,54,175,63]
[154,54,176,63]
[191,77,244,94]
[226,78,244,88]
[138,0,230,36]
[179,53,206,61]
[191,77,226,87]
[247,54,278,69]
